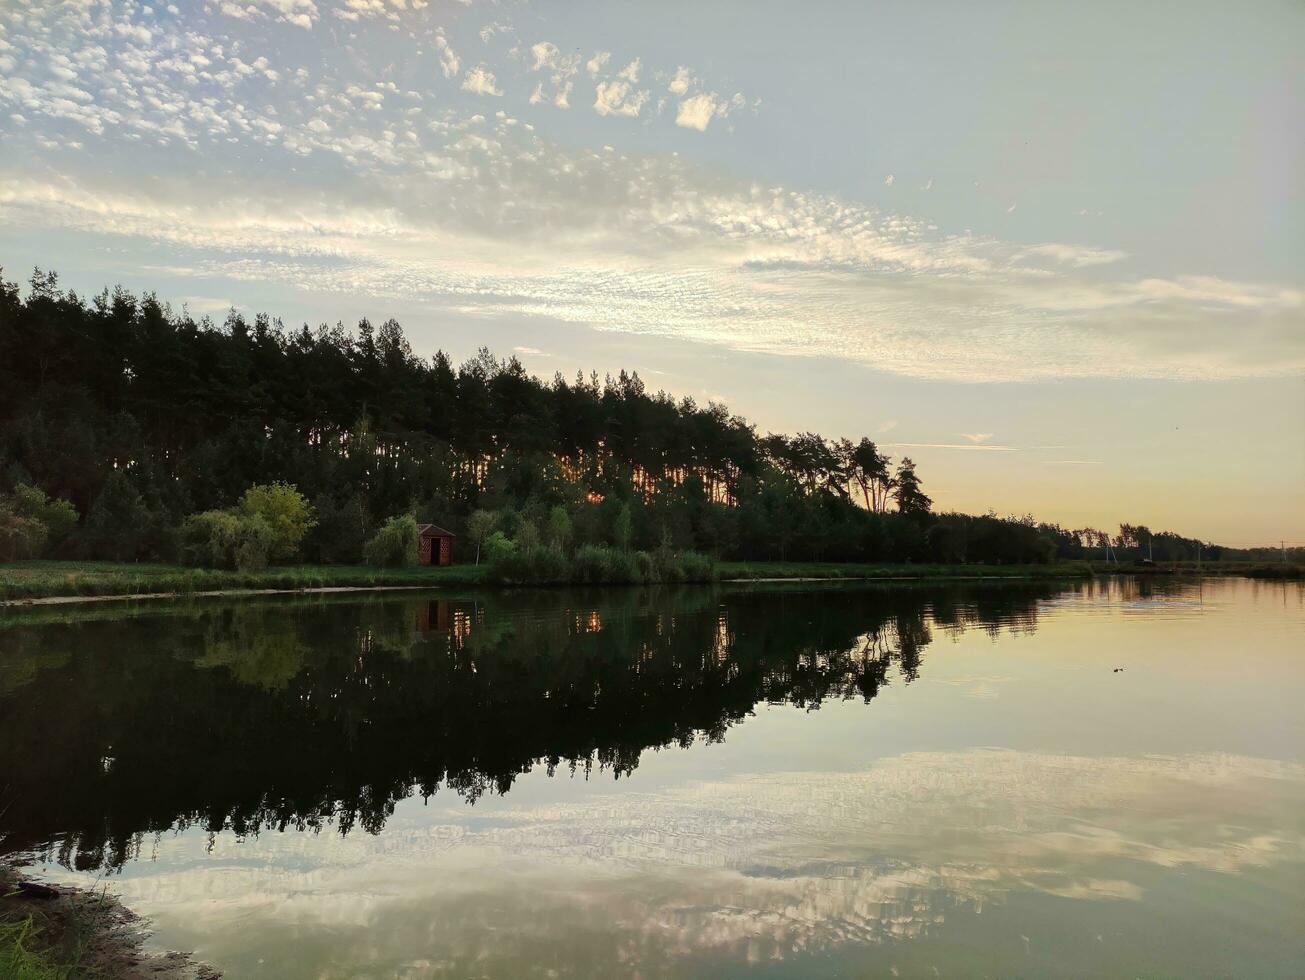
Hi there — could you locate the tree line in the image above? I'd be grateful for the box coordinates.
[0,268,1241,567]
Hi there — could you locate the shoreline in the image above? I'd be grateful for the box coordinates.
[0,864,219,979]
[1,559,1291,606]
[1,583,439,608]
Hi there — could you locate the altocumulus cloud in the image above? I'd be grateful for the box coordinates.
[0,0,1300,384]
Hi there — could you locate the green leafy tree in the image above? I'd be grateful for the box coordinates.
[466,509,499,565]
[238,482,315,562]
[546,505,572,553]
[612,503,633,550]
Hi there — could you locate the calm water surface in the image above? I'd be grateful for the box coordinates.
[1,577,1302,977]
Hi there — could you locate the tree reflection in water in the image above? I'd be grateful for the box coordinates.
[0,582,1065,872]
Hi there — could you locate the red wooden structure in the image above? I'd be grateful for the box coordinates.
[417,523,456,566]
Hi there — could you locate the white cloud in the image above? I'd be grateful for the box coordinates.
[461,65,501,97]
[674,91,743,132]
[617,57,640,83]
[526,41,579,109]
[0,2,1297,385]
[585,51,610,77]
[594,79,647,118]
[960,433,994,443]
[884,174,895,186]
[219,0,318,29]
[434,34,460,80]
[674,93,716,131]
[667,66,694,96]
[1017,243,1128,268]
[530,41,560,72]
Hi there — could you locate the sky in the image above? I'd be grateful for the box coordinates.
[0,0,1301,544]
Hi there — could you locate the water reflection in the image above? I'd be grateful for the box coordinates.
[0,583,1059,871]
[3,578,1303,977]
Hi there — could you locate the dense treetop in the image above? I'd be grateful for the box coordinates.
[0,269,1234,565]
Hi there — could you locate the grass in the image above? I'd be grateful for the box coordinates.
[0,917,75,980]
[717,560,1096,581]
[3,557,1292,602]
[0,559,489,601]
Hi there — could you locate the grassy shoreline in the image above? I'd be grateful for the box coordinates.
[1,558,1295,603]
[0,560,487,602]
[0,864,217,979]
[0,558,1088,602]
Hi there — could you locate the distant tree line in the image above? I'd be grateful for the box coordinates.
[0,268,1252,567]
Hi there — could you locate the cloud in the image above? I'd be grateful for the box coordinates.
[667,66,694,95]
[527,41,579,108]
[585,51,610,77]
[461,65,501,97]
[884,174,895,186]
[434,34,460,80]
[0,2,1298,385]
[960,433,994,443]
[674,91,743,132]
[617,58,641,83]
[594,79,647,118]
[529,41,561,71]
[216,0,319,29]
[1017,243,1128,268]
[674,93,716,131]
[889,443,1021,452]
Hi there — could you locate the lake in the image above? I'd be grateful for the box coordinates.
[2,577,1302,977]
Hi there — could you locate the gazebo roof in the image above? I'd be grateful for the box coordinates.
[416,523,456,538]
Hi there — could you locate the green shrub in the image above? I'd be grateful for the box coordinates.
[180,510,240,568]
[572,545,643,584]
[489,543,571,584]
[179,510,274,570]
[0,484,78,561]
[363,514,419,567]
[677,550,716,582]
[233,513,273,571]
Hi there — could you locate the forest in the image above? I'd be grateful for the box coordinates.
[0,268,1240,569]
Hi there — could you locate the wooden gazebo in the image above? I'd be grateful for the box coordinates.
[417,523,456,566]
